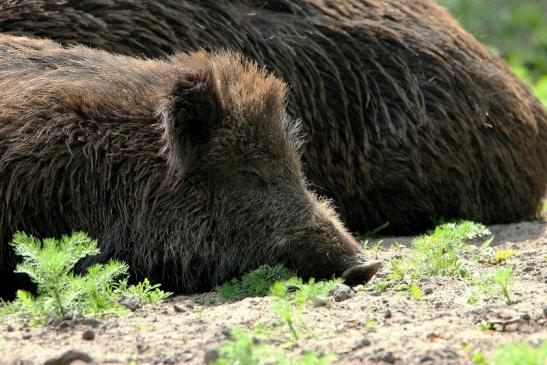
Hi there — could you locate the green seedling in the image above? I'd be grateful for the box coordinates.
[410,284,423,301]
[491,341,547,365]
[215,328,337,365]
[493,249,515,264]
[472,351,488,365]
[365,320,378,331]
[0,232,170,325]
[493,267,514,304]
[216,265,292,302]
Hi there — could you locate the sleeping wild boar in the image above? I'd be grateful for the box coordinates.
[0,34,380,298]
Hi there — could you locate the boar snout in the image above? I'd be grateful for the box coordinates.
[342,260,382,286]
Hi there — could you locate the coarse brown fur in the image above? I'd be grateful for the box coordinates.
[1,0,545,234]
[0,34,379,298]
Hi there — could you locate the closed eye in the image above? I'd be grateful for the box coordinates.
[238,169,267,188]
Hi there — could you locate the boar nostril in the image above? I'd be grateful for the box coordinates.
[341,261,382,286]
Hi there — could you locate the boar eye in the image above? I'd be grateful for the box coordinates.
[238,169,267,188]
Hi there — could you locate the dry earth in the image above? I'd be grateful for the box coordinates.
[1,221,546,365]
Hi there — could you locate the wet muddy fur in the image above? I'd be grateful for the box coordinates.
[1,0,545,235]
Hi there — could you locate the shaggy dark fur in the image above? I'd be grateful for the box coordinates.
[0,35,380,298]
[0,0,546,234]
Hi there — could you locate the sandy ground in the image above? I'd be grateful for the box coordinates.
[1,221,545,365]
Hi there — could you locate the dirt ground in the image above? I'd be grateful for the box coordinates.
[1,221,545,365]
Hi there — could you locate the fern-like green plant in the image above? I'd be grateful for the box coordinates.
[216,265,293,301]
[10,231,101,318]
[0,232,170,325]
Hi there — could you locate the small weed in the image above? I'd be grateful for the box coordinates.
[389,242,406,250]
[467,294,479,305]
[365,320,378,331]
[385,221,489,282]
[470,268,515,305]
[410,221,489,278]
[388,259,406,281]
[361,240,383,256]
[493,267,514,304]
[410,284,423,301]
[269,277,341,307]
[116,278,171,305]
[493,249,515,264]
[0,232,170,325]
[491,341,547,365]
[268,277,341,343]
[478,321,493,331]
[271,295,300,342]
[372,280,389,293]
[215,328,337,365]
[472,351,488,365]
[216,265,293,302]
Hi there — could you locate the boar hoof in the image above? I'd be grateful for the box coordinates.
[342,261,381,286]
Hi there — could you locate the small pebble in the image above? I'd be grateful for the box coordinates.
[6,324,14,332]
[523,265,534,273]
[22,334,31,340]
[79,318,103,328]
[164,357,176,365]
[58,320,73,329]
[329,284,354,302]
[383,309,392,319]
[204,349,219,364]
[370,350,397,364]
[43,350,94,365]
[424,288,433,295]
[353,338,372,349]
[173,304,186,313]
[82,329,95,341]
[118,295,142,311]
[137,342,150,354]
[309,295,330,307]
[520,313,531,321]
[434,302,442,309]
[220,327,232,339]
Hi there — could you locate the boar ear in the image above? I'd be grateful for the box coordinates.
[160,68,223,170]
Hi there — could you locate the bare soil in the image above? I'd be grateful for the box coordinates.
[1,221,546,365]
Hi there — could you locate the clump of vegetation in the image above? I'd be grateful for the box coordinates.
[492,341,547,365]
[472,341,547,365]
[492,267,514,304]
[409,284,423,301]
[388,221,490,282]
[0,232,170,325]
[410,221,490,277]
[479,247,516,265]
[215,328,337,365]
[269,277,342,342]
[217,265,293,302]
[471,267,515,305]
[493,248,515,264]
[438,0,547,106]
[216,265,342,343]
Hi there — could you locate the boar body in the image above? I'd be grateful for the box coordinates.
[0,35,378,298]
[1,0,546,233]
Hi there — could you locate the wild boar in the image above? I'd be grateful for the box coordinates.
[0,34,379,298]
[1,0,545,234]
